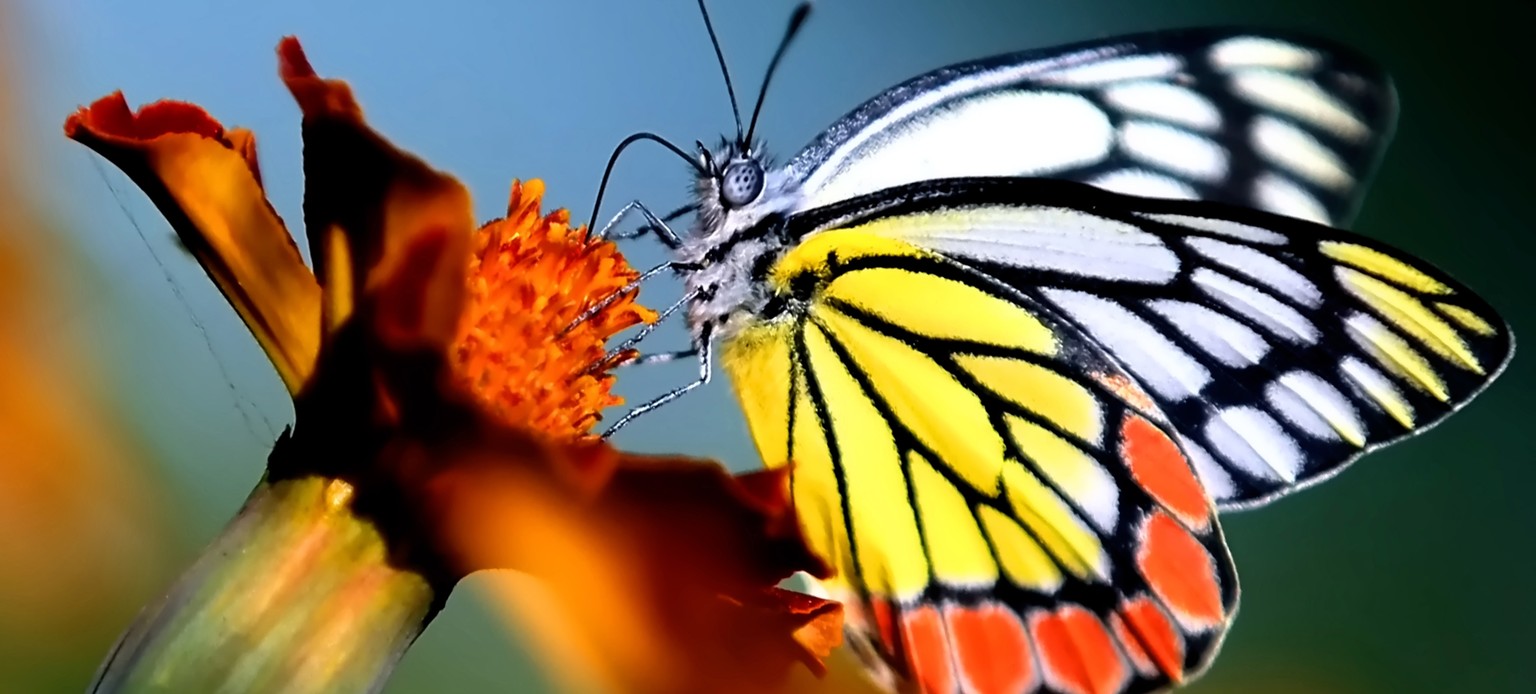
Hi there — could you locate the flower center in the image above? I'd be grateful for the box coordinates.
[452,180,656,440]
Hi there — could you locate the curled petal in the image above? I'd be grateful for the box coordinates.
[277,37,473,352]
[64,94,321,394]
[720,587,846,680]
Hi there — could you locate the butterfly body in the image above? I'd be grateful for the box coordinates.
[614,18,1511,694]
[676,143,804,340]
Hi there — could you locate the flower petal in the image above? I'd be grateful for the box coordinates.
[276,37,474,352]
[721,587,846,679]
[418,431,840,693]
[64,94,321,394]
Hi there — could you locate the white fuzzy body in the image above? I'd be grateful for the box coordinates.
[676,158,806,341]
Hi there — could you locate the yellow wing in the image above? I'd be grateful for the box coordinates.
[722,230,1238,694]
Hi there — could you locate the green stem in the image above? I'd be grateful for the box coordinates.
[89,476,437,694]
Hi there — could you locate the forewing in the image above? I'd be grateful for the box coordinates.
[721,231,1240,693]
[786,27,1395,227]
[801,177,1513,509]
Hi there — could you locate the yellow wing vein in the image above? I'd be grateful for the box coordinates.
[816,299,1125,589]
[1315,242,1508,385]
[827,295,1137,507]
[789,322,878,601]
[805,312,945,593]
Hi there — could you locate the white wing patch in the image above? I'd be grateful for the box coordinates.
[1192,268,1321,343]
[1269,371,1366,445]
[802,92,1113,210]
[1185,237,1323,307]
[1266,377,1346,442]
[1042,289,1211,400]
[1119,120,1229,182]
[1253,172,1331,224]
[1251,116,1355,191]
[1101,81,1222,131]
[1228,70,1371,142]
[1148,299,1270,368]
[1208,36,1322,71]
[1088,168,1200,200]
[1135,213,1287,245]
[891,207,1180,283]
[1205,406,1304,482]
[1035,52,1183,85]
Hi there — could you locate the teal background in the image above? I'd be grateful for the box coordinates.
[5,0,1531,691]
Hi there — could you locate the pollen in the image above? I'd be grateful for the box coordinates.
[452,179,657,440]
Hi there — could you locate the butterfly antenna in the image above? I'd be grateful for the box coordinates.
[744,2,812,148]
[696,0,744,146]
[587,131,708,238]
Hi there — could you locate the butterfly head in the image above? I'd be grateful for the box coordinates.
[690,139,802,242]
[718,154,765,209]
[700,138,772,209]
[683,0,812,240]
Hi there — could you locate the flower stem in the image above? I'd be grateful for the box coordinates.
[89,476,437,694]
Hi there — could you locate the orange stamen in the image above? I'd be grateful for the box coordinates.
[452,179,657,439]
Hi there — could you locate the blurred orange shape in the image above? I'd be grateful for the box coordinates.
[0,2,169,674]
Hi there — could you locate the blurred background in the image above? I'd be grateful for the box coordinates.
[2,0,1530,691]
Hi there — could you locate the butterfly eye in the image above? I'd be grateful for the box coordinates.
[719,160,765,209]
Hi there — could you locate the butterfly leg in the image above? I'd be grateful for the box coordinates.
[600,325,713,438]
[592,200,687,249]
[561,260,702,336]
[585,288,697,373]
[621,348,698,367]
[610,203,697,245]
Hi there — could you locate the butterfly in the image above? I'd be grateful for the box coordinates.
[586,3,1514,692]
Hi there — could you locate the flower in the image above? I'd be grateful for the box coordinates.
[65,36,841,694]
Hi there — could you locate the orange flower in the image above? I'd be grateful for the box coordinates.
[65,36,840,694]
[456,179,655,439]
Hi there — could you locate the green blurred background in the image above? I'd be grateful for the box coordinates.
[2,0,1531,691]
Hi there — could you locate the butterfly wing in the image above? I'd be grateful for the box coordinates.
[721,228,1240,693]
[787,176,1512,510]
[784,27,1395,227]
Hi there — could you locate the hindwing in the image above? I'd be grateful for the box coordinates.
[722,230,1241,693]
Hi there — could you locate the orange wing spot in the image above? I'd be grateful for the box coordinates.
[1092,372,1156,413]
[1030,606,1130,694]
[1121,415,1211,531]
[1108,613,1152,676]
[1119,596,1186,683]
[1136,512,1226,631]
[900,605,958,694]
[871,599,899,658]
[945,603,1036,694]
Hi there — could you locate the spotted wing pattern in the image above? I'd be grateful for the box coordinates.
[721,230,1240,693]
[786,27,1396,228]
